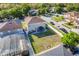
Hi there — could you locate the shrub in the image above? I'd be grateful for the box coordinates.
[52,16,64,22]
[61,32,79,47]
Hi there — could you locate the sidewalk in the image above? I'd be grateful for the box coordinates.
[36,44,64,56]
[41,16,71,33]
[48,24,63,37]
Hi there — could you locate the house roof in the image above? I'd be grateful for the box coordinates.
[65,12,79,18]
[28,9,37,16]
[64,12,79,22]
[24,16,45,24]
[0,20,21,32]
[0,32,28,55]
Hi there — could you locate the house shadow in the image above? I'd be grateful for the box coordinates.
[28,35,34,42]
[33,30,56,38]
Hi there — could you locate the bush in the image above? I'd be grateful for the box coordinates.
[61,32,79,47]
[52,16,64,22]
[54,6,63,14]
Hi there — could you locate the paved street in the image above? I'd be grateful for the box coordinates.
[41,16,71,33]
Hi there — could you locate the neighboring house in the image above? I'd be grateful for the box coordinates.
[0,20,21,32]
[0,20,22,37]
[0,20,29,56]
[28,9,38,16]
[64,12,79,22]
[64,12,79,28]
[24,16,47,34]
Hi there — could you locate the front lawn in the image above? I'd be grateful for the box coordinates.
[51,16,64,22]
[29,29,61,54]
[48,23,65,35]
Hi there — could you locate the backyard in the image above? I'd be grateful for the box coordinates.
[29,29,61,54]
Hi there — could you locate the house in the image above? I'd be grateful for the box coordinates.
[64,12,79,28]
[0,20,21,32]
[28,9,38,16]
[0,20,29,56]
[24,16,47,34]
[0,20,23,37]
[64,12,79,22]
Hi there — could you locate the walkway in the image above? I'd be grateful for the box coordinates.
[48,24,63,37]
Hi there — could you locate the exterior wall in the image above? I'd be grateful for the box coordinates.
[28,22,46,32]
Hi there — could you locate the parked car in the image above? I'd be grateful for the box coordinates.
[50,22,55,25]
[0,20,4,22]
[59,28,68,33]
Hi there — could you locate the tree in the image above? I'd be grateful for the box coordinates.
[8,7,23,18]
[61,32,79,47]
[21,4,31,16]
[73,4,79,12]
[54,6,63,14]
[0,10,10,19]
[38,7,48,15]
[54,4,65,7]
[66,4,74,12]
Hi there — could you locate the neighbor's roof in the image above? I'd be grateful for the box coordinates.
[65,11,79,17]
[0,20,21,32]
[24,16,45,24]
[0,32,28,56]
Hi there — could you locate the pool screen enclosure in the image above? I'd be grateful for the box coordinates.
[0,29,28,56]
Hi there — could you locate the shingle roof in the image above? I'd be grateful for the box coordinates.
[0,20,21,32]
[65,12,79,18]
[24,16,45,24]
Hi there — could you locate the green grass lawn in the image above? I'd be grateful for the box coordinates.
[52,16,64,22]
[29,29,61,54]
[62,23,75,29]
[48,23,65,35]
